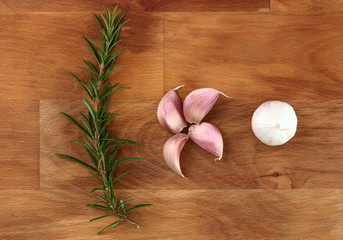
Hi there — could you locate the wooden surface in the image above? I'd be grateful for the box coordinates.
[1,0,343,239]
[0,101,39,190]
[146,0,270,12]
[164,12,343,99]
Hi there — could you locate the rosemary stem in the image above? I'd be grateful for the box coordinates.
[89,52,139,228]
[57,6,151,234]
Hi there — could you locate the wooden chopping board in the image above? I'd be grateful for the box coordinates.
[0,0,342,239]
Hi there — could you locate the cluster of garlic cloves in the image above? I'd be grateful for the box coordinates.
[158,87,230,177]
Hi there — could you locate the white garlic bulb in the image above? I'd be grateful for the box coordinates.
[251,101,297,146]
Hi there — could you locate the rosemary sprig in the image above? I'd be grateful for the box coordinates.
[55,5,152,235]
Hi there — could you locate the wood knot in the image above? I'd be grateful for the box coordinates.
[273,172,282,177]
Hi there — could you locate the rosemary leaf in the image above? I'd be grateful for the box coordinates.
[89,214,114,222]
[89,188,103,195]
[93,13,104,30]
[70,72,94,100]
[87,203,107,210]
[102,137,141,146]
[60,112,92,138]
[88,171,105,187]
[82,59,99,77]
[116,157,148,164]
[112,171,128,184]
[84,146,97,168]
[54,154,98,172]
[97,220,124,235]
[125,204,153,215]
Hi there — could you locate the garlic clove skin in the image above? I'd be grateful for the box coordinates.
[251,101,297,146]
[163,133,189,178]
[183,88,231,124]
[157,86,187,133]
[188,122,223,161]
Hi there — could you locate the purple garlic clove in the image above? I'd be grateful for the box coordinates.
[183,88,230,124]
[157,86,187,133]
[163,133,189,177]
[188,122,223,161]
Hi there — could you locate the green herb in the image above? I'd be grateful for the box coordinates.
[55,5,152,235]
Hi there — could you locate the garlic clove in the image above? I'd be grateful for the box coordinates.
[183,88,231,124]
[157,86,187,133]
[251,101,297,146]
[188,122,224,161]
[163,133,189,177]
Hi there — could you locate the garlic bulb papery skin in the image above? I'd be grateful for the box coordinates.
[251,101,297,146]
[157,86,187,133]
[183,88,231,124]
[188,122,223,161]
[163,133,189,178]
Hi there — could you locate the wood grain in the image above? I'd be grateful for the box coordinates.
[271,0,343,12]
[0,101,39,190]
[164,12,343,100]
[2,1,343,239]
[0,189,342,239]
[0,12,163,100]
[41,99,343,190]
[0,0,147,12]
[146,0,270,12]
